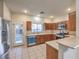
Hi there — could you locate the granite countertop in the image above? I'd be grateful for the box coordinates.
[26,30,75,36]
[26,32,56,36]
[26,30,60,36]
[57,36,79,49]
[46,40,59,50]
[46,35,77,50]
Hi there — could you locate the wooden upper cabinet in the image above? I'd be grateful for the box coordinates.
[44,23,50,30]
[52,23,57,30]
[68,11,76,31]
[44,21,69,30]
[26,21,32,31]
[44,23,56,30]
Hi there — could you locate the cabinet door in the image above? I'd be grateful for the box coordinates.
[44,23,51,30]
[45,23,48,30]
[26,21,32,31]
[40,35,45,43]
[36,35,41,44]
[68,12,76,31]
[49,34,56,41]
[36,35,45,44]
[45,34,56,41]
[46,44,58,59]
[51,23,56,30]
[45,35,49,41]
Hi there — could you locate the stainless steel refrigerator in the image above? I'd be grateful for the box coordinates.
[0,17,9,59]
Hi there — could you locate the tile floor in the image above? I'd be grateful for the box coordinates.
[8,44,46,59]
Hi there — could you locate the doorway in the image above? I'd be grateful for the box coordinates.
[15,24,23,45]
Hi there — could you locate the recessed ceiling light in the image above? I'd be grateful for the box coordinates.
[67,8,71,11]
[24,10,28,13]
[37,15,40,17]
[50,16,54,18]
[34,16,41,22]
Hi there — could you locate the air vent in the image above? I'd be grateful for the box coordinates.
[40,11,44,14]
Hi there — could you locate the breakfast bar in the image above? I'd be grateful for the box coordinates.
[46,35,79,59]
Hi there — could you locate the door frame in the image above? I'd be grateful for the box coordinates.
[14,24,24,46]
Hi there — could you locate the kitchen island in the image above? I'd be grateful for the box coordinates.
[46,35,79,59]
[57,36,79,59]
[46,40,58,59]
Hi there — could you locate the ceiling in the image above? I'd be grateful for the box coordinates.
[5,0,76,17]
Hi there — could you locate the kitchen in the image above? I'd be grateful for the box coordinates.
[0,0,79,59]
[25,11,76,59]
[26,11,76,47]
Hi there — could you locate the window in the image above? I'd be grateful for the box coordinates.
[32,24,43,32]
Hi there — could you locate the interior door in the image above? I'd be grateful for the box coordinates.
[15,24,23,45]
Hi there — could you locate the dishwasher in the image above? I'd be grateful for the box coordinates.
[27,35,36,46]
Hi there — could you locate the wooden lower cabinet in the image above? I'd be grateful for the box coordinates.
[36,35,45,44]
[45,34,56,41]
[68,11,76,31]
[36,34,56,44]
[46,44,58,59]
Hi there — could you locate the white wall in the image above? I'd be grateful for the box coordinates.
[12,13,31,24]
[0,0,3,17]
[52,16,68,23]
[3,2,11,20]
[76,0,79,37]
[0,1,11,20]
[70,0,76,12]
[43,18,53,23]
[11,13,70,24]
[11,13,32,46]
